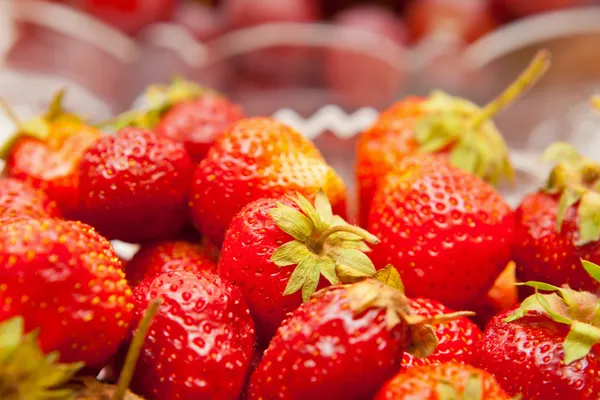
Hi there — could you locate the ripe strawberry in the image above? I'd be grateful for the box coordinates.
[374,362,511,399]
[470,261,519,328]
[247,278,468,400]
[368,152,514,310]
[356,50,549,225]
[1,91,102,219]
[77,127,194,243]
[404,297,482,368]
[114,270,255,400]
[0,177,60,220]
[126,240,217,286]
[190,117,347,247]
[111,79,244,163]
[472,259,600,399]
[0,218,133,371]
[513,142,600,298]
[219,190,380,346]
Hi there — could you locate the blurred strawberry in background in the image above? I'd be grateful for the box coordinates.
[496,0,587,17]
[74,0,176,35]
[324,4,408,109]
[172,1,225,41]
[405,0,497,44]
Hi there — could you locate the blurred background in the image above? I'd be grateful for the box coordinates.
[2,0,600,206]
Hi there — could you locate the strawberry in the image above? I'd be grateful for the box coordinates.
[114,270,255,400]
[472,259,600,399]
[367,152,515,310]
[356,50,549,225]
[247,277,469,400]
[190,117,347,247]
[0,218,133,371]
[218,190,379,346]
[125,240,217,286]
[374,362,511,400]
[1,91,102,219]
[0,177,60,220]
[513,142,600,298]
[404,297,482,368]
[109,78,244,163]
[77,127,194,244]
[470,261,519,328]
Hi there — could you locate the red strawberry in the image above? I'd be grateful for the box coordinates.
[247,278,468,400]
[368,152,515,310]
[111,79,244,163]
[125,240,217,286]
[404,297,482,368]
[472,260,600,399]
[0,218,133,371]
[374,362,511,399]
[513,142,600,298]
[219,191,379,346]
[2,91,101,218]
[190,117,347,247]
[114,270,255,400]
[77,127,194,243]
[356,50,549,225]
[0,177,60,220]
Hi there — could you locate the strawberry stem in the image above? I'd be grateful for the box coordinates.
[113,298,162,400]
[0,97,22,126]
[470,49,551,130]
[313,225,380,252]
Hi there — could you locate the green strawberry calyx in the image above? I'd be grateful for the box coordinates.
[436,373,484,400]
[541,141,600,246]
[270,189,380,302]
[0,316,83,400]
[103,77,218,132]
[505,259,600,365]
[415,49,550,185]
[0,90,84,159]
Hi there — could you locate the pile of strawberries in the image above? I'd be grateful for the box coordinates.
[1,49,599,400]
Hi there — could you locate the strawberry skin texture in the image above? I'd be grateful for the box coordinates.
[190,117,347,247]
[368,154,514,309]
[0,218,133,370]
[0,177,60,220]
[125,240,217,286]
[77,128,194,243]
[472,309,600,399]
[374,362,511,400]
[513,192,600,297]
[356,97,425,226]
[219,196,327,346]
[116,270,255,400]
[403,298,482,368]
[6,121,101,218]
[155,94,245,163]
[247,285,409,400]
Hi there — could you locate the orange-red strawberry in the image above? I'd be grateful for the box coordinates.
[77,127,194,243]
[190,117,347,247]
[1,92,102,219]
[404,297,482,368]
[0,218,133,372]
[356,50,550,225]
[0,177,60,220]
[219,191,379,346]
[115,270,255,400]
[247,278,465,400]
[368,153,514,310]
[513,142,600,298]
[126,240,217,286]
[472,260,600,399]
[374,362,511,400]
[110,79,244,163]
